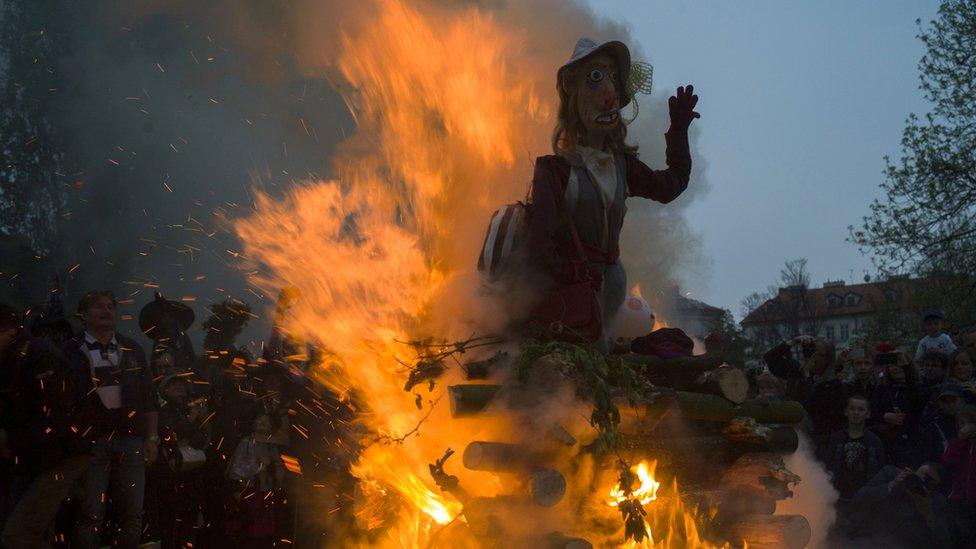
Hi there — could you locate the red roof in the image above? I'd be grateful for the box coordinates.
[741,277,918,325]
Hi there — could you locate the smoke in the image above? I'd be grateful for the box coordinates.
[776,433,839,548]
[38,0,708,344]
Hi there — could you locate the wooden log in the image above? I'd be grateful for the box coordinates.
[696,367,749,404]
[531,468,566,507]
[463,441,531,472]
[720,453,801,501]
[618,393,805,426]
[724,514,811,549]
[448,384,501,417]
[673,393,805,424]
[543,533,593,549]
[462,351,509,380]
[622,351,725,374]
[722,419,800,454]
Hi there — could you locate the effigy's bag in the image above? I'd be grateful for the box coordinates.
[478,201,531,280]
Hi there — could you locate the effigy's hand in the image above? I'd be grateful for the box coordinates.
[668,85,700,131]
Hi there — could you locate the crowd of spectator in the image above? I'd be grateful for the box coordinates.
[0,289,353,548]
[757,308,976,548]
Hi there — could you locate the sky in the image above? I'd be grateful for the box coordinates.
[590,0,940,317]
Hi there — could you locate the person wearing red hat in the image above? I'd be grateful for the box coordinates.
[525,38,699,344]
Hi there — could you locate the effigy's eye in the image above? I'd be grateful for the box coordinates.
[609,71,618,82]
[586,69,604,84]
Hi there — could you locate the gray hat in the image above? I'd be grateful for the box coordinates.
[557,38,632,107]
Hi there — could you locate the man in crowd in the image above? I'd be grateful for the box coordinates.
[0,303,90,547]
[826,395,886,502]
[847,462,951,547]
[62,290,159,548]
[942,405,976,547]
[918,384,963,465]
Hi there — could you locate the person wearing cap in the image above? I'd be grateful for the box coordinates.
[918,383,964,467]
[526,38,698,341]
[140,291,197,377]
[62,290,159,549]
[915,308,957,363]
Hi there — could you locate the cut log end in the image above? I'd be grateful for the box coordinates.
[531,469,566,507]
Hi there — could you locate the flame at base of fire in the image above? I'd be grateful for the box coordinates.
[606,460,732,549]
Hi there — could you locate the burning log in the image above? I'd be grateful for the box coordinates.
[463,441,533,472]
[542,532,593,549]
[448,384,501,417]
[724,514,812,549]
[720,453,801,501]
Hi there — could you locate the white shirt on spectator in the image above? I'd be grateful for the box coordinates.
[915,333,957,361]
[83,331,123,410]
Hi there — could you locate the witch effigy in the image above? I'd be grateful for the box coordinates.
[480,38,699,345]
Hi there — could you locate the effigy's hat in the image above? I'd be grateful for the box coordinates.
[139,291,195,335]
[557,38,632,107]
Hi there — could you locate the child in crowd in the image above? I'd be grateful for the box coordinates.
[916,309,957,363]
[949,349,975,403]
[826,395,886,502]
[226,412,286,547]
[942,405,976,548]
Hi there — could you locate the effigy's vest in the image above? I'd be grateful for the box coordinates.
[564,152,629,322]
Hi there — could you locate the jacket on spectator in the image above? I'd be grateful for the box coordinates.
[0,333,90,475]
[919,413,959,466]
[943,437,976,505]
[872,382,928,465]
[61,333,157,438]
[848,465,951,547]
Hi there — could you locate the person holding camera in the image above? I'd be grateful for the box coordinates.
[763,335,847,454]
[847,461,951,547]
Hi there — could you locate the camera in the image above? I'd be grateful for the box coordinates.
[902,473,929,496]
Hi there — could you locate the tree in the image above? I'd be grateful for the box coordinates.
[740,258,823,356]
[851,0,976,329]
[0,1,69,255]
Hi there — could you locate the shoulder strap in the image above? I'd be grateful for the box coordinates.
[546,158,588,264]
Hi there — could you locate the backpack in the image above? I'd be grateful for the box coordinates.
[477,201,531,279]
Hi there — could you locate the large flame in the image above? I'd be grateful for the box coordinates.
[234,0,548,545]
[606,460,730,548]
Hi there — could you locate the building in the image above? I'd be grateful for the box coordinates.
[662,286,727,339]
[740,276,917,349]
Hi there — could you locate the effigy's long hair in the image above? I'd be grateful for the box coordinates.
[551,64,638,157]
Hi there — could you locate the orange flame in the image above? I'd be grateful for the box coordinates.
[606,460,730,548]
[234,0,547,544]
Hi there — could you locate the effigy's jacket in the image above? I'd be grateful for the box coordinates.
[525,128,691,326]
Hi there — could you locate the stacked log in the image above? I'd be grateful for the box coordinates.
[440,346,812,548]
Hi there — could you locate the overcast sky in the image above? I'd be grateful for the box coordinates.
[590,0,940,317]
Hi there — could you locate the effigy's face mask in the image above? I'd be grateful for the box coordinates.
[572,54,621,142]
